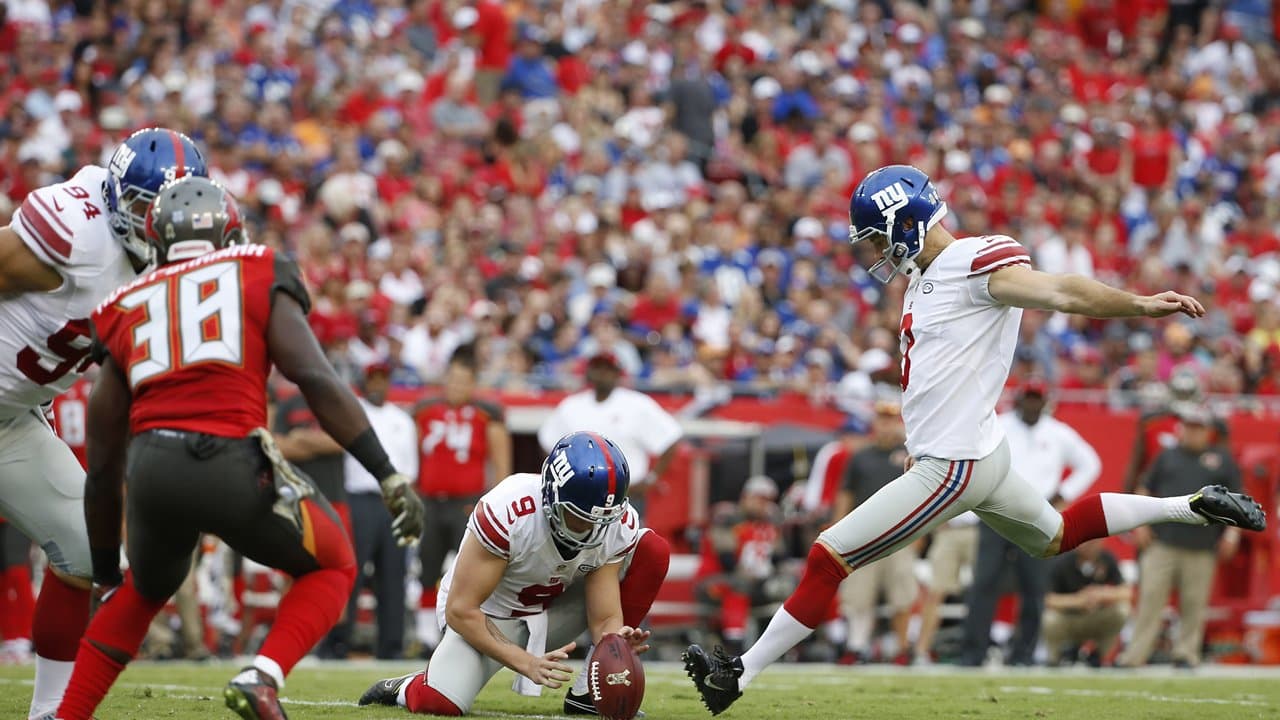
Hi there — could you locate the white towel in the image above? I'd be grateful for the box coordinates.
[511,611,550,697]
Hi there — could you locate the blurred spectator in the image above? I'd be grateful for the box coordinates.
[412,346,510,657]
[1122,371,1224,493]
[960,380,1101,667]
[1118,405,1243,668]
[537,351,682,515]
[694,477,793,656]
[789,416,868,532]
[1042,539,1130,667]
[336,363,418,660]
[832,401,916,665]
[401,305,463,383]
[502,25,558,101]
[432,72,490,141]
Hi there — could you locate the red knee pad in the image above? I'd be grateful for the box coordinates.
[621,531,670,627]
[405,672,463,716]
[32,568,91,661]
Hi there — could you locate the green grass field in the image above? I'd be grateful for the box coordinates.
[3,661,1278,719]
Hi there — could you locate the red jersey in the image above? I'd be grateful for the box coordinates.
[416,398,504,497]
[51,375,92,469]
[1130,128,1177,189]
[91,244,310,437]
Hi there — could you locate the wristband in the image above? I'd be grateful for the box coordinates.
[346,427,397,482]
[91,546,123,587]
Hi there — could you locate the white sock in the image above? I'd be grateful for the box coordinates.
[571,653,591,695]
[739,609,812,690]
[28,656,74,719]
[1100,493,1206,535]
[396,675,417,708]
[252,655,286,690]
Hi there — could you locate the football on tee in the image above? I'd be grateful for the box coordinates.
[588,633,645,720]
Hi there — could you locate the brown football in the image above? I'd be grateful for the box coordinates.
[587,633,645,720]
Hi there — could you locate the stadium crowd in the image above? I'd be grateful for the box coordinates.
[2,0,1279,410]
[0,0,1278,671]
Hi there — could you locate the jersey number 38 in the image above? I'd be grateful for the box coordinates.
[120,261,244,388]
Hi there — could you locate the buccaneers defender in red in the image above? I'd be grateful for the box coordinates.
[56,177,424,720]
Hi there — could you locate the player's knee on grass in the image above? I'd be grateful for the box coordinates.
[406,673,465,716]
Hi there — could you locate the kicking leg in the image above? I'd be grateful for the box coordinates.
[686,457,977,714]
[995,486,1262,558]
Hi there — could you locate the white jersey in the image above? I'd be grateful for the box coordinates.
[439,473,642,619]
[998,411,1101,503]
[0,166,136,420]
[899,235,1031,460]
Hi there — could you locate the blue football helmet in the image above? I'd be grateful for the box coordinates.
[104,128,209,266]
[848,165,948,283]
[541,431,631,552]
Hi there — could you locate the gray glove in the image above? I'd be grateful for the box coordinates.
[380,473,424,547]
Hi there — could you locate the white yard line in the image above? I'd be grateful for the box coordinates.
[996,685,1269,707]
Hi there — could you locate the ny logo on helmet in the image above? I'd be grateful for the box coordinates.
[871,183,909,215]
[109,145,137,177]
[548,450,574,488]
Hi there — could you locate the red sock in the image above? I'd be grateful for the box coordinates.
[56,642,125,720]
[405,671,462,715]
[782,544,850,629]
[57,580,167,720]
[722,590,750,638]
[1059,495,1109,553]
[420,587,437,610]
[259,567,354,676]
[32,568,90,660]
[620,531,670,627]
[1,565,34,640]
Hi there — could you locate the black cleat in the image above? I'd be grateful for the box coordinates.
[1190,485,1266,532]
[358,671,422,707]
[224,668,288,720]
[564,689,597,715]
[683,644,743,716]
[564,688,647,717]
